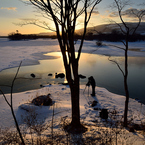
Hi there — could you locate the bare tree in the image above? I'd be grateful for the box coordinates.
[0,61,25,145]
[24,0,102,131]
[109,0,145,127]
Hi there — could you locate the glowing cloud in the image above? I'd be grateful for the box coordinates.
[1,7,17,11]
[92,11,100,15]
[108,8,145,19]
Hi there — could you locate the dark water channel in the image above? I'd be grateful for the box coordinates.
[0,52,145,104]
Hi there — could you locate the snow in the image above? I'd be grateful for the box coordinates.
[0,38,60,72]
[0,38,145,144]
[0,84,145,144]
[0,38,145,72]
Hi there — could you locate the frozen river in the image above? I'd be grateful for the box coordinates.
[0,52,145,104]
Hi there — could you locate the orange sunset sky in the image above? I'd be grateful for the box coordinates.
[0,0,145,36]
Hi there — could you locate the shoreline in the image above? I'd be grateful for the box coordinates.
[0,39,145,104]
[1,50,145,73]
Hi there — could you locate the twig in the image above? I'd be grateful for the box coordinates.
[0,61,25,145]
[51,103,55,144]
[0,89,11,107]
[105,44,125,51]
[108,56,125,76]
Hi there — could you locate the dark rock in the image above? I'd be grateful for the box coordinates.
[30,73,35,78]
[40,84,44,87]
[55,73,65,78]
[48,73,53,76]
[78,74,86,79]
[32,93,52,106]
[100,109,108,119]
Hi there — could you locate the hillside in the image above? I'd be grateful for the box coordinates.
[76,22,145,35]
[37,22,145,37]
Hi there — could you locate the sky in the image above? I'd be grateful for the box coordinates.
[0,0,145,36]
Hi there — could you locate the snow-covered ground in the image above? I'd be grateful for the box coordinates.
[0,38,145,144]
[0,38,145,72]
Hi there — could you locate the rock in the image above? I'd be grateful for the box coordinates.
[30,73,35,78]
[40,84,44,87]
[78,74,86,79]
[48,73,53,76]
[55,73,65,78]
[32,94,52,106]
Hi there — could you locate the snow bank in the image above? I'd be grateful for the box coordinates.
[1,38,145,144]
[0,84,145,128]
[0,38,145,72]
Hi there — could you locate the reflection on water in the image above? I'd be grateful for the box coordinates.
[0,52,145,104]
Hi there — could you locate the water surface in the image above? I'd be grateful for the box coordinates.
[0,52,145,103]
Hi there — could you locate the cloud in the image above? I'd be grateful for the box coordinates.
[1,7,17,11]
[109,12,118,17]
[19,18,38,21]
[122,8,145,18]
[92,11,100,15]
[109,8,145,18]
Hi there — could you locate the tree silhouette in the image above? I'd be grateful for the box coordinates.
[0,62,25,145]
[110,0,145,127]
[26,0,102,130]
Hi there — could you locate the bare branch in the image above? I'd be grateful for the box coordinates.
[15,20,56,32]
[22,0,102,128]
[105,44,125,51]
[0,89,11,107]
[110,20,126,34]
[10,61,22,107]
[114,0,129,32]
[0,61,25,144]
[77,0,102,61]
[130,9,145,35]
[108,56,125,76]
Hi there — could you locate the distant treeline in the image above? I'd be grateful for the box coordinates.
[0,36,7,38]
[8,33,57,40]
[83,32,145,42]
[8,31,145,42]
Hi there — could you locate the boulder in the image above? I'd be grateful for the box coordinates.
[78,74,86,79]
[30,73,35,78]
[55,73,65,78]
[32,94,52,106]
[48,73,53,76]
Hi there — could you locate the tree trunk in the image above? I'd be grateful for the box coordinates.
[63,55,81,128]
[70,79,81,127]
[123,76,129,127]
[123,40,129,127]
[11,107,25,145]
